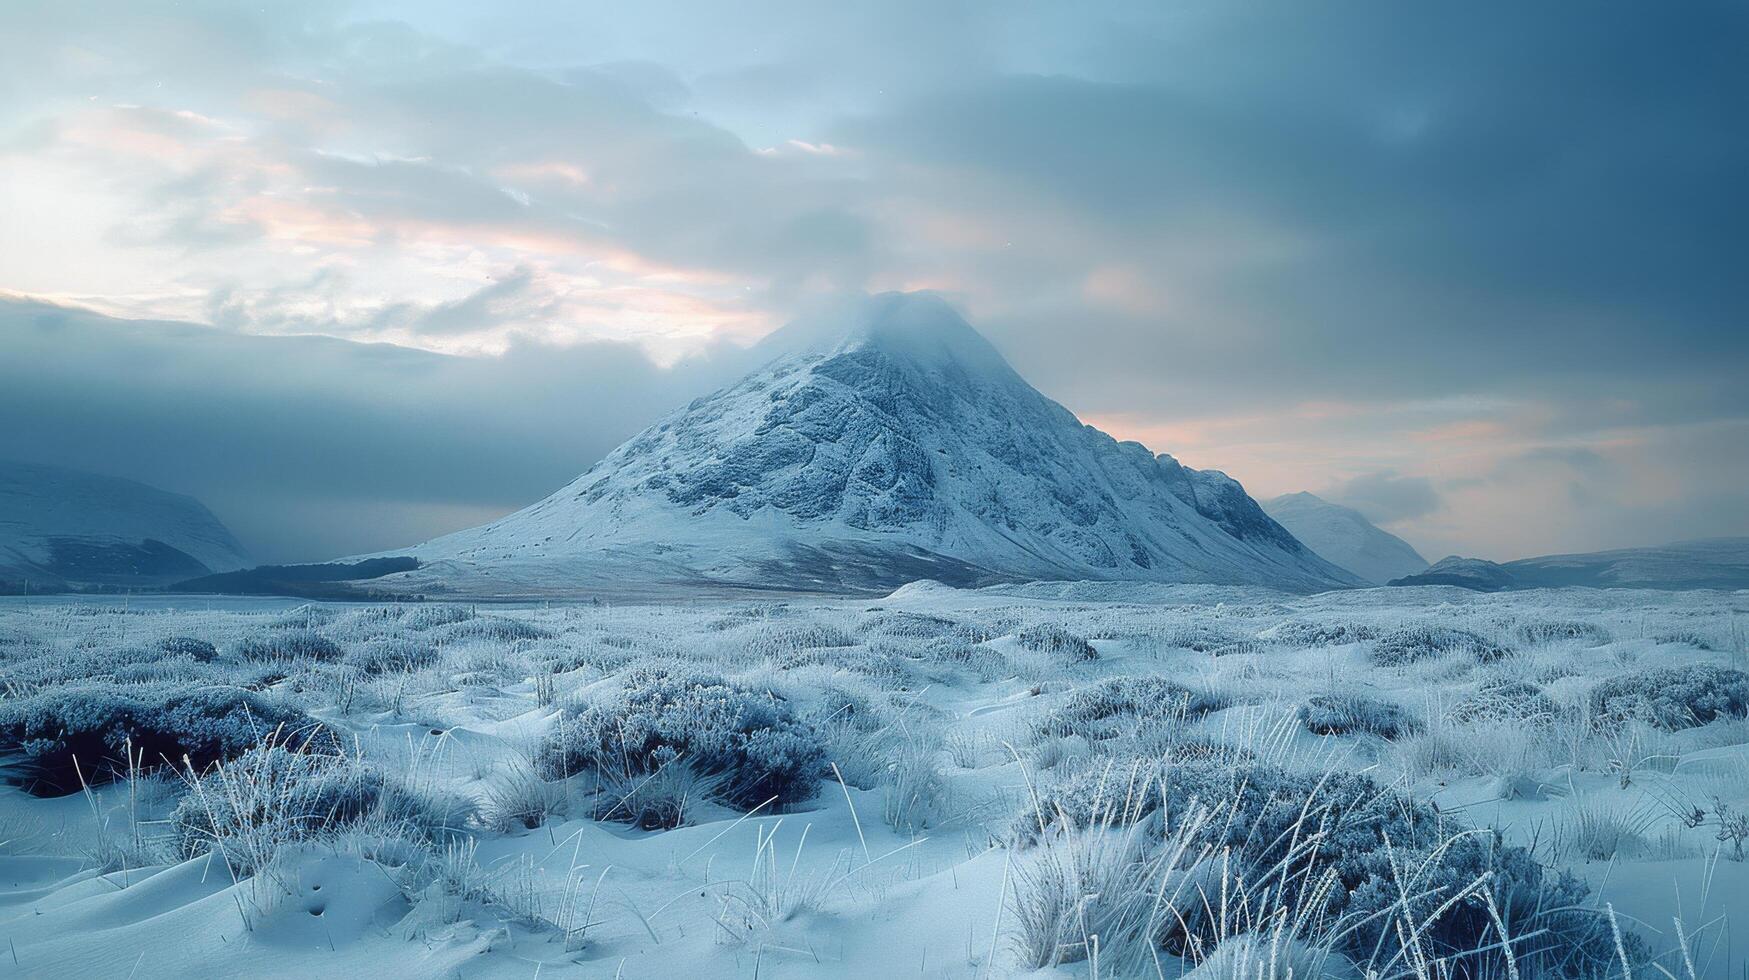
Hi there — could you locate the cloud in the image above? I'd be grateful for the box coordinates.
[1321,472,1444,525]
[0,298,756,562]
[0,0,1743,563]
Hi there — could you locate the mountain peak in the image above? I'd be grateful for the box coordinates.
[756,291,1013,378]
[399,301,1357,594]
[1263,491,1428,586]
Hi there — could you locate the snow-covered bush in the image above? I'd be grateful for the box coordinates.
[1015,759,1619,975]
[156,635,219,661]
[1037,675,1229,741]
[858,610,982,645]
[1370,625,1509,666]
[343,636,439,674]
[1447,679,1563,725]
[0,682,330,795]
[401,604,475,630]
[270,603,341,630]
[1262,620,1379,648]
[1589,664,1749,730]
[1297,691,1419,738]
[1015,623,1098,662]
[235,627,344,662]
[1652,629,1715,650]
[1516,620,1612,646]
[537,667,823,818]
[431,616,550,645]
[173,743,474,873]
[736,619,858,655]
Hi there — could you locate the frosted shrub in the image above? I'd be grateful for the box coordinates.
[343,637,439,674]
[402,604,475,630]
[156,636,219,661]
[235,628,344,663]
[270,604,341,630]
[740,619,857,652]
[1447,679,1562,725]
[1589,663,1749,730]
[1516,619,1612,646]
[0,682,329,795]
[537,667,823,818]
[1015,623,1098,662]
[1037,675,1228,741]
[1297,691,1418,738]
[1261,620,1378,648]
[173,743,475,873]
[1016,759,1620,975]
[1652,629,1714,650]
[431,616,550,644]
[858,610,983,645]
[1370,625,1509,666]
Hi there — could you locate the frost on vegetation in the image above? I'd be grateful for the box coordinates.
[1369,624,1510,666]
[156,635,219,661]
[536,667,824,823]
[1260,620,1379,648]
[429,616,550,645]
[1515,619,1612,646]
[1015,623,1098,662]
[1446,679,1564,725]
[236,627,344,663]
[1036,675,1229,742]
[400,604,476,631]
[1297,691,1419,738]
[173,742,475,874]
[1012,758,1622,976]
[0,682,330,796]
[1588,663,1749,731]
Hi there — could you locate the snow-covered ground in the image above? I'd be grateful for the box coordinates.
[1,584,1745,978]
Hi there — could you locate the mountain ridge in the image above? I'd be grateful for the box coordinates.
[1389,537,1749,591]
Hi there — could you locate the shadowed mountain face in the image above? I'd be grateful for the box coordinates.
[395,293,1357,595]
[1263,492,1428,586]
[0,460,249,589]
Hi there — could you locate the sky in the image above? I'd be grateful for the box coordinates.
[1,0,1744,564]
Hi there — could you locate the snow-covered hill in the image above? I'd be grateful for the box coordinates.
[397,293,1358,594]
[1263,492,1428,585]
[1389,538,1749,591]
[0,460,249,588]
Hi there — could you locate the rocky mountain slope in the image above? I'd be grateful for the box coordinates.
[394,293,1358,595]
[0,460,249,589]
[1263,492,1428,585]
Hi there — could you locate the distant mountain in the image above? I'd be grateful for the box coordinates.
[1389,538,1749,591]
[0,460,249,590]
[1262,492,1428,585]
[1388,555,1521,592]
[391,292,1359,595]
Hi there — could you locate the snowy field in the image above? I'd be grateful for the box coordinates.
[1,584,1745,979]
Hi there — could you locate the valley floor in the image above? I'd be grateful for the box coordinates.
[0,584,1745,978]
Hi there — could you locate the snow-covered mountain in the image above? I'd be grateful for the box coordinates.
[1262,491,1428,586]
[0,460,249,588]
[1391,538,1749,592]
[396,293,1358,595]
